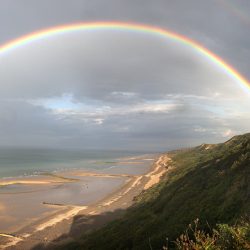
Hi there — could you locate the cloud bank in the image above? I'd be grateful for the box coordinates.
[0,1,249,151]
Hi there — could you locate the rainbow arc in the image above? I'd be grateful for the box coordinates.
[0,22,249,93]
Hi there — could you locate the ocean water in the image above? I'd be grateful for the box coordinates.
[0,147,152,178]
[0,148,156,233]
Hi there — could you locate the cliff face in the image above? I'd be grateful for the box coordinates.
[56,134,250,250]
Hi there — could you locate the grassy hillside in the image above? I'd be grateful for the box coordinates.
[56,133,250,249]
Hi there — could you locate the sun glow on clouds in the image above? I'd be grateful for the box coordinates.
[30,93,181,125]
[25,89,250,145]
[222,129,235,138]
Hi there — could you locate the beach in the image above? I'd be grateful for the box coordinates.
[0,154,172,250]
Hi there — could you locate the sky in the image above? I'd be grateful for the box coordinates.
[0,0,249,151]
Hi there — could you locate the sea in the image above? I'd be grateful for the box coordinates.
[0,147,154,179]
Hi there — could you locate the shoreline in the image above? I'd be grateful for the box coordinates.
[0,153,172,250]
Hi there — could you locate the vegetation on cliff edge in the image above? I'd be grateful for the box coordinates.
[54,133,250,249]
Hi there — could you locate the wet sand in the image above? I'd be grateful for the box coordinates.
[0,154,172,250]
[0,175,126,233]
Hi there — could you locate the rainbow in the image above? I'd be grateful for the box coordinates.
[0,21,249,93]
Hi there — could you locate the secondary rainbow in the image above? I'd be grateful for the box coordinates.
[0,21,249,93]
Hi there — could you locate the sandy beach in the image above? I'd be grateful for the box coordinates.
[0,154,172,250]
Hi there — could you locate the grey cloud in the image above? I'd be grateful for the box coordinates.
[0,31,244,101]
[0,1,249,150]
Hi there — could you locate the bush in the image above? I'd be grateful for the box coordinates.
[173,219,250,250]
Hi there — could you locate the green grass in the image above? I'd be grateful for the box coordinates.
[56,133,250,250]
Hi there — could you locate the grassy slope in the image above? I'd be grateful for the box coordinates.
[58,133,250,250]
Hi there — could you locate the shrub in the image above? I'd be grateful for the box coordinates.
[173,219,250,250]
